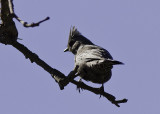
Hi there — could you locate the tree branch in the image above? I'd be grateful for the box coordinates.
[8,0,50,27]
[70,80,127,107]
[14,14,50,27]
[11,41,66,90]
[11,41,127,107]
[0,0,128,107]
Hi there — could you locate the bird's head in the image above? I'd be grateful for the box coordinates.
[64,26,93,54]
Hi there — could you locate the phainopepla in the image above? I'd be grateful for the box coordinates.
[64,26,123,90]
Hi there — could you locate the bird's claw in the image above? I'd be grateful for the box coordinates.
[76,78,84,93]
[77,86,83,93]
[99,85,104,98]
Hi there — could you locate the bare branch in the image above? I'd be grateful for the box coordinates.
[70,80,128,107]
[0,0,128,107]
[14,15,50,27]
[8,0,14,14]
[11,41,127,107]
[11,41,66,90]
[8,0,50,27]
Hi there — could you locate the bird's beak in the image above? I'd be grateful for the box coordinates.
[64,48,69,52]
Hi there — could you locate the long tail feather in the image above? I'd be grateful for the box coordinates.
[106,59,124,65]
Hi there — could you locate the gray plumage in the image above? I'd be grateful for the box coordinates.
[64,26,123,85]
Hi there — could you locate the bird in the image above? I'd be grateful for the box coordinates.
[64,26,123,91]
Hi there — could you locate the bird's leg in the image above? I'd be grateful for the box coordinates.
[99,84,104,98]
[67,65,79,81]
[58,66,79,89]
[76,78,84,93]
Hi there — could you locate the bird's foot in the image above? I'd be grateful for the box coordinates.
[76,78,84,93]
[67,70,76,81]
[67,65,79,81]
[99,85,104,98]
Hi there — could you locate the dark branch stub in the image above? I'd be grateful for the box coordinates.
[0,0,18,44]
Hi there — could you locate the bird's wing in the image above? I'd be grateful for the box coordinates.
[83,45,113,59]
[75,45,113,67]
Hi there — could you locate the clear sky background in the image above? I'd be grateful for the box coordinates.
[0,0,160,114]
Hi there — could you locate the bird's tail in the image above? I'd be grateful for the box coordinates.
[105,59,124,65]
[86,58,124,65]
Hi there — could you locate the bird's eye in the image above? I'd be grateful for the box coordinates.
[69,40,75,47]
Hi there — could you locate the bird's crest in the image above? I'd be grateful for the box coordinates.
[64,26,94,53]
[68,26,81,41]
[68,26,93,45]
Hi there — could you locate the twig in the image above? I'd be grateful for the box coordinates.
[8,0,50,27]
[8,0,14,14]
[14,15,50,27]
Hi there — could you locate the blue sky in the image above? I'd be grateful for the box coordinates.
[0,0,160,114]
